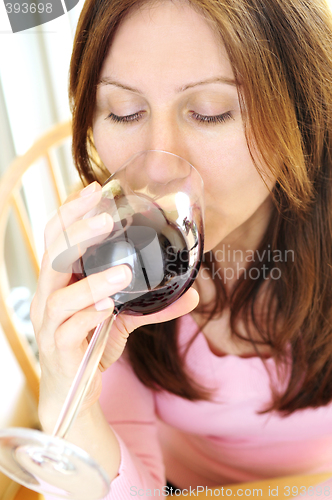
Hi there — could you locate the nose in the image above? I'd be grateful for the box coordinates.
[142,150,190,187]
[124,150,192,200]
[143,111,188,164]
[123,150,203,227]
[139,113,193,185]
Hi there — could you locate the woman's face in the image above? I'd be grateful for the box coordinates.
[93,0,275,252]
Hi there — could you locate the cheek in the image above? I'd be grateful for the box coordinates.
[192,124,273,208]
[92,122,145,173]
[190,125,275,242]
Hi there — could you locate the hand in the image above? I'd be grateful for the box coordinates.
[31,182,199,432]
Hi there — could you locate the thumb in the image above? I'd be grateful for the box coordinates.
[99,288,199,369]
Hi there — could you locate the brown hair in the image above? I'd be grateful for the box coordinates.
[69,0,332,414]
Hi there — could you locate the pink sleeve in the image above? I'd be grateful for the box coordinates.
[99,354,166,499]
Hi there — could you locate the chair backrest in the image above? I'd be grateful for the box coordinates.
[0,121,73,404]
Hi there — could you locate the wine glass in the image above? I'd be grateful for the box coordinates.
[0,150,204,499]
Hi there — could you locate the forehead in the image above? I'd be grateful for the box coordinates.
[99,0,235,92]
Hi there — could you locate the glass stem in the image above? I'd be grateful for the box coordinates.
[51,314,115,439]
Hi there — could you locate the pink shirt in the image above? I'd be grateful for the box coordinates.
[99,314,332,498]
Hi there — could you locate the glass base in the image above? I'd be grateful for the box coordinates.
[0,428,110,499]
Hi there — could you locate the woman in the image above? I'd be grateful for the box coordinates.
[31,0,332,497]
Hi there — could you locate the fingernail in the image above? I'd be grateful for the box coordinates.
[95,297,113,311]
[106,265,130,284]
[81,182,97,197]
[87,213,110,229]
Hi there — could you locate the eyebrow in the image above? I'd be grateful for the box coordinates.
[97,76,237,94]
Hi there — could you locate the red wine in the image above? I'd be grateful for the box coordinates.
[72,198,203,315]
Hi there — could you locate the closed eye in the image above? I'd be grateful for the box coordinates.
[191,111,233,124]
[106,111,146,123]
[106,110,233,125]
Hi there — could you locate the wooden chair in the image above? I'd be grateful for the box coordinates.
[0,120,72,403]
[0,120,73,500]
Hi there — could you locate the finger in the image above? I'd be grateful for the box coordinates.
[37,264,132,343]
[44,182,102,250]
[39,304,114,387]
[47,212,114,274]
[39,208,113,294]
[33,211,115,321]
[62,182,100,205]
[99,288,199,369]
[53,302,114,354]
[37,182,103,298]
[125,287,199,327]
